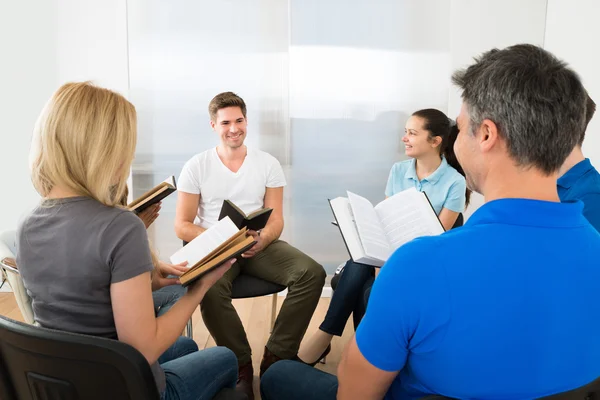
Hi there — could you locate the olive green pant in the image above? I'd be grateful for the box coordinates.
[200,240,326,366]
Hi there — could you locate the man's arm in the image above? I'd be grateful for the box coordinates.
[174,191,205,243]
[338,336,399,400]
[242,186,284,258]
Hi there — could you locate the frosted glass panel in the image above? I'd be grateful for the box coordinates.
[286,0,451,270]
[127,0,289,259]
[127,0,452,273]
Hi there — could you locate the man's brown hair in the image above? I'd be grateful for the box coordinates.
[208,92,247,121]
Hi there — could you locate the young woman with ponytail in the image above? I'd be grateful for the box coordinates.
[297,108,470,366]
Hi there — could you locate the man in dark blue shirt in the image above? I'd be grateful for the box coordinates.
[558,94,600,232]
[260,45,600,400]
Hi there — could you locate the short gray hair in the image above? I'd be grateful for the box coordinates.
[452,44,586,174]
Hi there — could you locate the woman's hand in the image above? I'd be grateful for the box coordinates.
[138,203,161,228]
[151,260,188,291]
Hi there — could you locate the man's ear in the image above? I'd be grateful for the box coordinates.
[210,119,216,131]
[478,119,500,153]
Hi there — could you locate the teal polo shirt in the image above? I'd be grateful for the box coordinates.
[385,157,466,214]
[557,158,600,232]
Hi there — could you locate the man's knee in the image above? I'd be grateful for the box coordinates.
[200,277,233,311]
[301,258,326,287]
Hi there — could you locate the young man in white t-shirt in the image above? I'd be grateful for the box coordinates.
[175,92,326,399]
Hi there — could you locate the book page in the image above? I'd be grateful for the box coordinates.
[347,191,391,262]
[374,188,444,250]
[170,216,240,266]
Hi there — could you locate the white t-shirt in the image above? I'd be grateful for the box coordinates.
[178,147,287,229]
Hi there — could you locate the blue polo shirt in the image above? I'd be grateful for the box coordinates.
[356,199,600,400]
[557,158,600,232]
[385,158,466,214]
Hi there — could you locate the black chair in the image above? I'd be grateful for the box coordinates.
[0,315,246,400]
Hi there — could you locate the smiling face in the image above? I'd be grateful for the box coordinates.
[402,115,441,158]
[211,106,247,149]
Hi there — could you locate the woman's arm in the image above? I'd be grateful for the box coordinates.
[438,207,460,231]
[111,261,232,364]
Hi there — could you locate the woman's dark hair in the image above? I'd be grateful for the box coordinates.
[412,108,471,207]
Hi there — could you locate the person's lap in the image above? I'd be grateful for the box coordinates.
[160,343,238,400]
[260,360,338,400]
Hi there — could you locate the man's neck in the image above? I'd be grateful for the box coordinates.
[482,164,560,203]
[415,154,442,180]
[558,146,585,178]
[216,144,247,162]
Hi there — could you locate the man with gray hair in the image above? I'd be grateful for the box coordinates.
[260,44,600,400]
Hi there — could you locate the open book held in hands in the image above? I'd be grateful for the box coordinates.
[218,199,273,231]
[170,217,256,287]
[127,176,177,214]
[329,188,444,267]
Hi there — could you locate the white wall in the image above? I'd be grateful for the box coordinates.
[544,0,600,166]
[447,0,548,218]
[0,0,129,232]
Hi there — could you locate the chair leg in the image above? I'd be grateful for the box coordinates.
[185,318,193,339]
[270,293,277,333]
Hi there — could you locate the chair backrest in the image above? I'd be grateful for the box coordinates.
[0,314,161,400]
[539,376,600,399]
[0,230,35,324]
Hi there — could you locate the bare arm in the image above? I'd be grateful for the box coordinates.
[438,207,459,231]
[259,186,284,246]
[175,191,205,242]
[338,336,398,400]
[111,261,232,365]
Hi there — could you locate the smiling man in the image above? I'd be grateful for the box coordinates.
[260,44,600,400]
[175,92,325,400]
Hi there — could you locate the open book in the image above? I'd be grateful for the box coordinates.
[170,217,256,286]
[127,176,177,214]
[218,200,273,231]
[329,188,444,267]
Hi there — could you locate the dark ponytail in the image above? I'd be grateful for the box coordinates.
[412,109,471,207]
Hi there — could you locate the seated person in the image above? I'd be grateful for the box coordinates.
[558,93,600,231]
[298,108,470,365]
[18,82,239,400]
[261,44,600,400]
[174,91,326,399]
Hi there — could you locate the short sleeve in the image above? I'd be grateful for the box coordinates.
[580,192,600,233]
[101,211,154,283]
[355,239,449,372]
[443,177,467,213]
[177,157,201,194]
[266,156,287,188]
[385,165,397,197]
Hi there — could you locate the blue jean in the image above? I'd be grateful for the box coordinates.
[320,260,375,336]
[154,284,186,316]
[160,337,238,400]
[260,360,337,400]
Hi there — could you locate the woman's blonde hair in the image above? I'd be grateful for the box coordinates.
[30,81,137,206]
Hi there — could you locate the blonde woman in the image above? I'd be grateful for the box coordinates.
[18,82,238,400]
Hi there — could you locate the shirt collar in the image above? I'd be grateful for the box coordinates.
[466,198,587,229]
[404,157,448,184]
[557,158,594,189]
